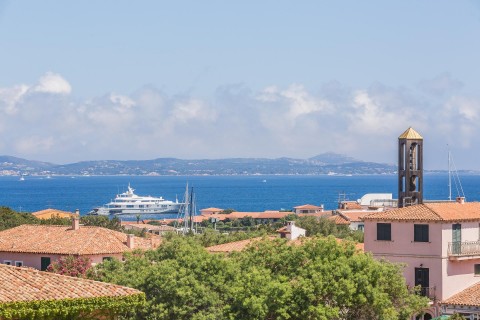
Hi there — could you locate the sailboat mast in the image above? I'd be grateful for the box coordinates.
[189,187,194,232]
[182,184,189,233]
[448,149,452,201]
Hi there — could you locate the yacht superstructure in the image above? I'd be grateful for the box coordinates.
[89,184,182,216]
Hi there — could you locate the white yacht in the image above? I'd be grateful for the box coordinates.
[89,184,183,216]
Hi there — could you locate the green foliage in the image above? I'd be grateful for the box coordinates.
[293,215,365,242]
[80,215,123,231]
[91,236,428,320]
[47,255,92,278]
[192,228,267,247]
[38,215,71,226]
[219,208,236,214]
[450,313,466,320]
[0,207,38,231]
[0,293,145,320]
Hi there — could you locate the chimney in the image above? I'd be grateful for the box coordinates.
[127,234,135,249]
[456,196,466,204]
[72,217,80,230]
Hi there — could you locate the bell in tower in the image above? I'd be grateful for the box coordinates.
[398,127,423,208]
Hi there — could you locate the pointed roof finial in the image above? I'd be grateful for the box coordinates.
[399,127,423,140]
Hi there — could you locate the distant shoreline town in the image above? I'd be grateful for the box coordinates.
[1,153,478,177]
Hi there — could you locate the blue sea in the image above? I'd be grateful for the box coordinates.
[0,174,479,220]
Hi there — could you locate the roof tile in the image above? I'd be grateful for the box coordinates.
[0,225,159,255]
[441,281,480,307]
[0,264,141,303]
[363,202,480,222]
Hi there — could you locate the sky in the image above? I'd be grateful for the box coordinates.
[0,1,479,169]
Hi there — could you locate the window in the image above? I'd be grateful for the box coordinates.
[358,224,364,231]
[41,257,51,271]
[15,261,23,267]
[414,224,429,242]
[3,260,11,265]
[475,264,480,275]
[103,257,113,262]
[377,223,391,241]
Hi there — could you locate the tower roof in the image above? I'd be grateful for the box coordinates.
[398,127,423,140]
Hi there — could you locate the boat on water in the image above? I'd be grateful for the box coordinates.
[88,184,183,216]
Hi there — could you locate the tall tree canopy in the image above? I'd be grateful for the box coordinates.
[91,236,427,320]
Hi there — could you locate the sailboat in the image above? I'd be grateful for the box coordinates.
[447,148,465,201]
[175,184,198,234]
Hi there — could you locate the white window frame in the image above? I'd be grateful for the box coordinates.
[3,260,12,265]
[14,261,23,267]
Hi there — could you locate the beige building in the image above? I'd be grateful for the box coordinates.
[31,208,79,220]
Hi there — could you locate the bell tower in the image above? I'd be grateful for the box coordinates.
[398,127,423,208]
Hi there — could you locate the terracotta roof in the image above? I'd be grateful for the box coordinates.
[207,237,266,253]
[0,225,159,255]
[363,202,480,222]
[31,209,78,220]
[328,215,350,225]
[294,204,322,210]
[339,211,372,222]
[200,207,224,212]
[124,223,176,232]
[0,264,141,303]
[298,213,330,218]
[276,226,291,233]
[399,127,423,140]
[340,201,363,210]
[441,281,480,307]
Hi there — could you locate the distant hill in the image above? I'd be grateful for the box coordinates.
[0,156,55,175]
[309,152,360,165]
[0,153,396,176]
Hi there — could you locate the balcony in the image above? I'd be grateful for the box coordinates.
[448,241,480,260]
[410,286,436,301]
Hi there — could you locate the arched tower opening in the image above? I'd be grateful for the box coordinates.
[398,127,423,208]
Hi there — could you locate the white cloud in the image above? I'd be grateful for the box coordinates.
[349,90,409,134]
[446,96,480,121]
[419,73,463,96]
[0,72,479,169]
[0,84,29,115]
[33,72,72,95]
[15,136,54,154]
[170,99,216,123]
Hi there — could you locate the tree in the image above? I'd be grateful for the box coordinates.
[219,208,236,214]
[450,313,466,320]
[0,207,38,231]
[47,255,92,278]
[80,215,123,231]
[38,214,71,226]
[90,236,427,319]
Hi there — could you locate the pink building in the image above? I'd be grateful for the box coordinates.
[364,200,480,319]
[0,218,160,271]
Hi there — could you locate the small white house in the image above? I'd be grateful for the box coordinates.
[276,221,306,240]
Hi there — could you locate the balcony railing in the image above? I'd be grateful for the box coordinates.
[448,241,480,257]
[410,286,436,301]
